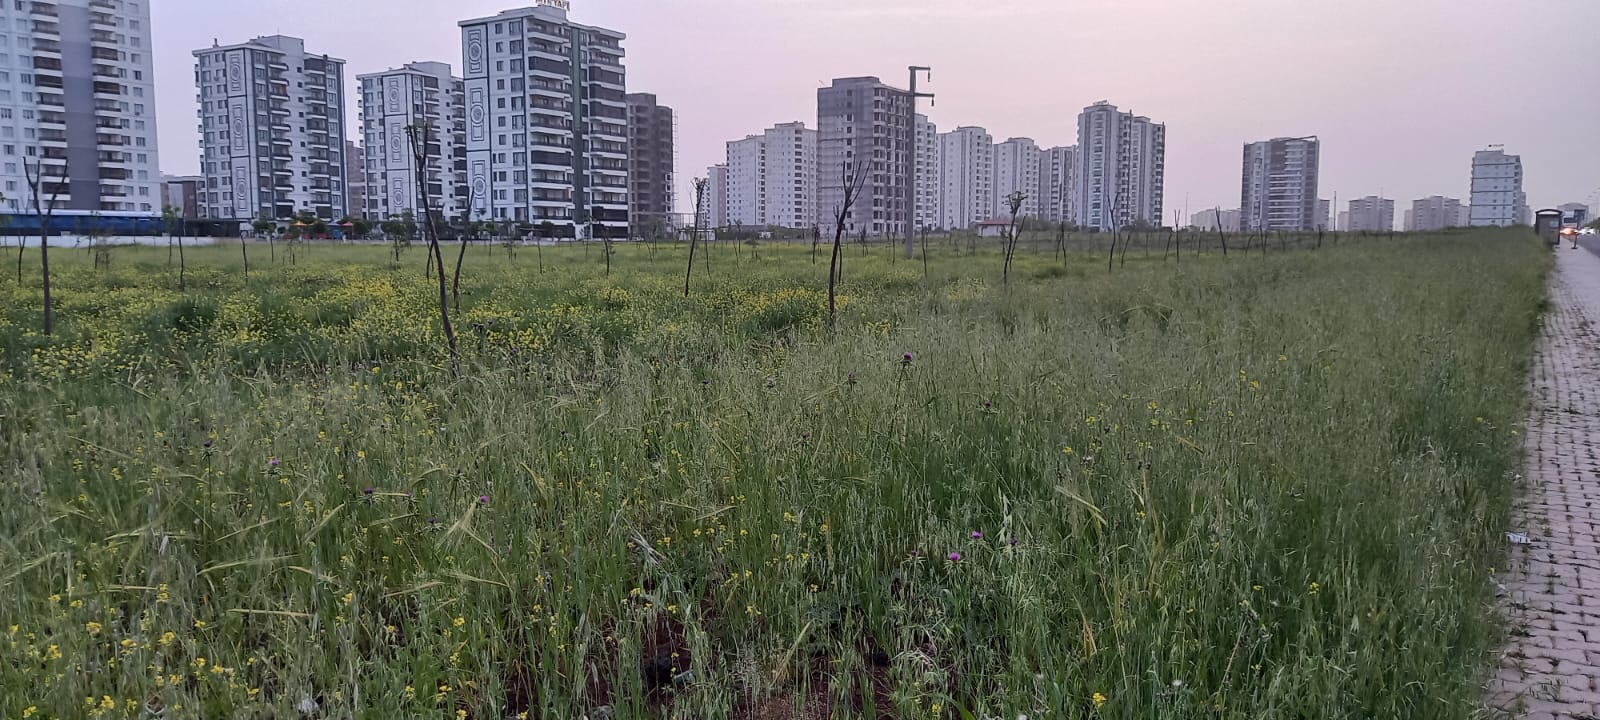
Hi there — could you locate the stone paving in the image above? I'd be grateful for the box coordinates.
[1489,244,1600,720]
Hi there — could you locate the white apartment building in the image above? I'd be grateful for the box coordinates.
[1346,195,1394,232]
[938,126,992,231]
[1190,208,1241,232]
[1317,198,1331,231]
[0,0,161,215]
[1407,195,1464,232]
[357,61,466,221]
[459,5,627,237]
[1076,101,1165,230]
[723,121,816,229]
[914,113,939,231]
[1240,136,1319,231]
[725,133,762,226]
[993,137,1041,219]
[1041,146,1078,226]
[703,162,726,228]
[1469,148,1526,227]
[195,35,348,220]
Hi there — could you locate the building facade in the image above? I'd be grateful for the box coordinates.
[1190,208,1241,232]
[1076,101,1165,230]
[724,133,763,227]
[626,92,673,232]
[1407,195,1464,231]
[1317,198,1331,231]
[1469,148,1526,227]
[357,61,465,221]
[703,163,726,229]
[344,141,366,219]
[914,113,939,231]
[195,36,348,220]
[1041,145,1079,226]
[993,137,1041,219]
[1558,202,1589,226]
[1346,195,1394,232]
[722,121,816,229]
[816,76,911,236]
[1,0,162,215]
[459,5,627,237]
[938,126,993,231]
[1240,136,1319,231]
[160,175,202,220]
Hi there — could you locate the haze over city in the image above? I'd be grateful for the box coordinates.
[152,0,1600,216]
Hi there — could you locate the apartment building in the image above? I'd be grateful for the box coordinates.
[937,125,992,231]
[344,140,365,219]
[992,137,1041,218]
[1040,145,1078,226]
[1076,101,1165,230]
[914,113,939,231]
[1317,198,1331,231]
[816,76,911,236]
[723,121,816,229]
[160,174,201,219]
[1190,208,1241,232]
[1346,195,1394,232]
[1469,148,1526,227]
[357,61,466,220]
[195,35,348,220]
[1,0,161,215]
[703,162,726,228]
[1407,195,1464,232]
[459,4,627,237]
[1240,136,1319,231]
[626,92,673,230]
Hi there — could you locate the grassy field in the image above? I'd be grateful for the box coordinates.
[0,231,1548,719]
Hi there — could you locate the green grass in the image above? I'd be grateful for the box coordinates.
[0,231,1548,718]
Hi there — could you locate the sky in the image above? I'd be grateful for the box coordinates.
[152,0,1600,220]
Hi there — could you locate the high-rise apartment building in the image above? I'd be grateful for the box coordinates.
[195,36,348,220]
[1317,198,1331,231]
[626,93,673,231]
[1041,146,1079,226]
[723,121,817,229]
[1346,196,1394,232]
[1469,148,1526,227]
[1076,101,1164,230]
[1240,136,1319,231]
[460,5,627,237]
[724,133,762,227]
[344,141,366,219]
[993,137,1042,218]
[914,113,940,231]
[1407,196,1464,231]
[1558,202,1589,226]
[703,163,727,228]
[3,0,161,215]
[816,76,911,236]
[938,126,993,231]
[357,61,466,221]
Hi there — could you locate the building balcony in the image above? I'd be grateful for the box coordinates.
[95,134,127,147]
[33,39,61,58]
[89,10,115,28]
[32,20,60,37]
[92,82,122,98]
[89,31,118,49]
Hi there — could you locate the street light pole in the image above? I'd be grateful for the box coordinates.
[906,65,933,260]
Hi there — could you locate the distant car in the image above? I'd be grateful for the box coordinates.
[1583,227,1597,236]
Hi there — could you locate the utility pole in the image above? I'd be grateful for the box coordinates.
[906,66,934,260]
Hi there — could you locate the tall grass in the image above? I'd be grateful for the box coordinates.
[0,232,1547,718]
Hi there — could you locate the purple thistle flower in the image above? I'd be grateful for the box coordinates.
[428,516,439,525]
[947,552,962,562]
[477,495,490,505]
[268,458,280,467]
[363,487,375,496]
[971,531,983,540]
[983,400,993,410]
[909,550,922,558]
[901,352,915,366]
[202,439,214,449]
[801,431,811,441]
[1010,537,1020,546]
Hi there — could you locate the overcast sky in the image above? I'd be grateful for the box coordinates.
[153,0,1600,218]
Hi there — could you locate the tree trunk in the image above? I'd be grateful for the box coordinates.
[828,223,845,323]
[178,233,186,292]
[40,220,52,335]
[240,237,250,283]
[452,234,468,313]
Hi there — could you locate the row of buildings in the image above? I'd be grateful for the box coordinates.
[704,91,1167,234]
[1196,146,1540,233]
[181,1,672,237]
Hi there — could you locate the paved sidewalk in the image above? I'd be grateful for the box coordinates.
[1490,245,1600,720]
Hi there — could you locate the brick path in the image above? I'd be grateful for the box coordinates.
[1489,244,1600,720]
